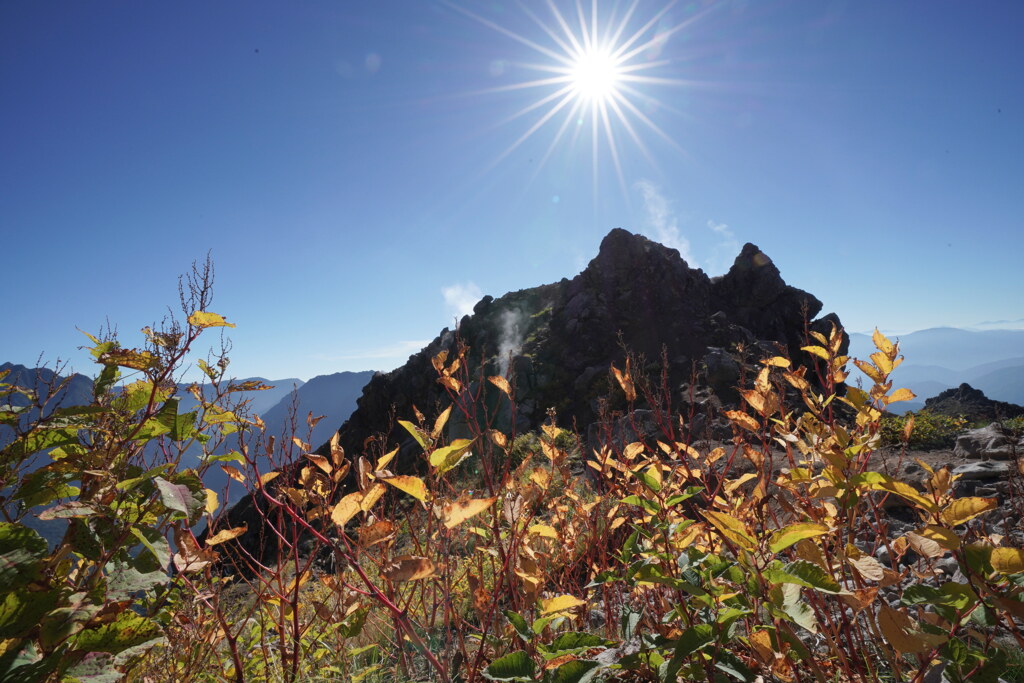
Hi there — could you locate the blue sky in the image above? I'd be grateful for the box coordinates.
[3,1,1022,380]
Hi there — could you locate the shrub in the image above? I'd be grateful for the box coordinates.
[881,410,968,449]
[8,272,1024,682]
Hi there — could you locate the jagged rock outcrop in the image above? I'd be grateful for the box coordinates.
[321,228,844,467]
[923,383,1024,423]
[217,228,845,570]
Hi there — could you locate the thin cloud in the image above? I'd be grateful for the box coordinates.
[635,180,697,266]
[706,219,740,274]
[442,281,483,319]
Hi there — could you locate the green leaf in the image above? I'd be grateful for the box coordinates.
[107,562,167,601]
[39,599,100,650]
[665,487,703,507]
[620,495,660,515]
[637,466,662,493]
[539,632,613,656]
[338,607,368,639]
[503,610,532,643]
[768,523,830,554]
[663,624,714,681]
[13,467,78,508]
[0,523,48,590]
[774,583,817,633]
[548,659,603,683]
[0,588,60,639]
[129,527,171,571]
[714,651,756,682]
[764,560,844,594]
[619,529,639,564]
[37,501,96,521]
[483,650,535,681]
[154,473,205,524]
[70,610,161,654]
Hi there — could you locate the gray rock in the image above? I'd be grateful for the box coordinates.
[952,461,1011,481]
[936,556,959,575]
[954,423,1018,460]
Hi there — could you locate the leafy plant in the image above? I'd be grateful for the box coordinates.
[881,410,968,449]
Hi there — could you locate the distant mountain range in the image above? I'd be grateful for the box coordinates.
[847,328,1024,412]
[2,361,373,501]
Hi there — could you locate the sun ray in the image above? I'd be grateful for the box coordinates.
[448,0,706,197]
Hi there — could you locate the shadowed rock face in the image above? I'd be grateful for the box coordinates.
[321,228,842,466]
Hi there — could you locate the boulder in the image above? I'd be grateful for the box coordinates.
[953,423,1019,460]
[951,461,1011,481]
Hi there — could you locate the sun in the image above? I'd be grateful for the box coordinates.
[567,46,623,104]
[446,0,704,193]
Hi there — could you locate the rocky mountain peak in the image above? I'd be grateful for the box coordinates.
[320,228,842,463]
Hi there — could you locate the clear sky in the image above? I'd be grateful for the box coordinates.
[3,1,1022,381]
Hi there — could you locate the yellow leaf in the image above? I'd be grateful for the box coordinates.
[724,410,761,433]
[887,388,916,404]
[331,492,363,527]
[870,351,895,377]
[878,605,947,654]
[918,525,960,551]
[383,555,435,582]
[442,497,497,529]
[205,489,219,516]
[539,594,586,617]
[329,432,345,467]
[610,362,636,402]
[205,525,247,546]
[188,311,236,329]
[98,349,160,371]
[375,447,398,472]
[801,345,830,362]
[259,471,280,486]
[432,406,453,440]
[528,524,558,539]
[768,523,830,554]
[862,474,938,514]
[221,465,245,483]
[380,475,428,501]
[741,388,779,418]
[991,547,1024,574]
[489,430,507,448]
[306,454,333,476]
[903,414,916,443]
[429,439,474,474]
[530,468,551,489]
[762,356,790,368]
[872,328,895,356]
[846,546,885,582]
[488,375,512,395]
[360,482,387,512]
[941,497,997,527]
[359,520,396,548]
[704,510,757,551]
[904,531,945,559]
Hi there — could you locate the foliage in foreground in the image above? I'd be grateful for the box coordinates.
[2,276,1023,682]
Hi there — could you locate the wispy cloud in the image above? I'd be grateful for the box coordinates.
[442,281,483,319]
[706,219,740,274]
[635,180,697,266]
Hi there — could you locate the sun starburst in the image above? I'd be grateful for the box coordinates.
[447,0,705,196]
